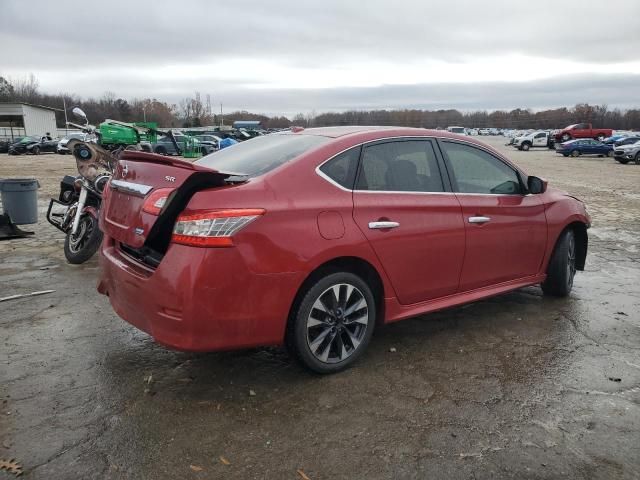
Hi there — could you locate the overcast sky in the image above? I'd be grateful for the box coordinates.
[1,0,639,115]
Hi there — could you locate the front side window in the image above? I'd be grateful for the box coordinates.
[535,133,545,138]
[356,140,444,192]
[441,141,522,195]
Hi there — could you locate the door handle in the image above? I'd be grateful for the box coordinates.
[368,221,400,229]
[468,216,491,224]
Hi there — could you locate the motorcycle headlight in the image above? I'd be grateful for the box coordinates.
[94,174,110,194]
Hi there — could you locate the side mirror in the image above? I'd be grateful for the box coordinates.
[528,176,547,194]
[72,107,88,125]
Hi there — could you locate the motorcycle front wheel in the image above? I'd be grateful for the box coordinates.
[64,214,103,264]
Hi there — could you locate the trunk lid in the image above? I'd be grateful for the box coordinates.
[101,151,231,249]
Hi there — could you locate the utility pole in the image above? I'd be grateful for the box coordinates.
[62,96,68,135]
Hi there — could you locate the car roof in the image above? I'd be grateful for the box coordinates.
[290,126,474,141]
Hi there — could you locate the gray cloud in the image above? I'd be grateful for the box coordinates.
[207,74,640,115]
[1,0,639,114]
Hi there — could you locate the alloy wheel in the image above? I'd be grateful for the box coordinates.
[306,283,369,364]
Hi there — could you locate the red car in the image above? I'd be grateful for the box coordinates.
[98,127,590,373]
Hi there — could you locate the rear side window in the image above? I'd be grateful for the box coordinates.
[319,146,361,189]
[356,140,444,192]
[196,134,329,177]
[441,141,523,195]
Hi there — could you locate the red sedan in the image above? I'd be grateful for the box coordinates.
[98,127,590,373]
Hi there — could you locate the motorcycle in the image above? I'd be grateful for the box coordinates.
[46,107,184,264]
[46,107,114,263]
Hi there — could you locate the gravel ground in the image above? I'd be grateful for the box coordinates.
[1,137,639,479]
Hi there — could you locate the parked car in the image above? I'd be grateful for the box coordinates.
[512,131,555,150]
[554,123,613,143]
[57,133,89,154]
[478,128,490,135]
[152,135,207,156]
[447,126,466,135]
[603,134,627,145]
[8,135,58,155]
[98,127,590,373]
[613,140,640,164]
[0,139,15,153]
[556,139,614,157]
[194,135,222,153]
[613,136,640,147]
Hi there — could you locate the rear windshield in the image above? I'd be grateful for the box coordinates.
[196,134,329,177]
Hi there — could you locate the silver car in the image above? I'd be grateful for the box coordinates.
[57,133,88,154]
[613,140,640,164]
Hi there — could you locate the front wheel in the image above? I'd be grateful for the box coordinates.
[606,150,614,157]
[521,142,531,151]
[64,214,103,264]
[31,146,40,155]
[542,230,576,297]
[287,272,376,374]
[570,150,580,157]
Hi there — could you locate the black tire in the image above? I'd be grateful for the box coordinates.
[541,230,576,297]
[64,214,103,264]
[563,154,569,157]
[155,146,167,155]
[606,150,614,157]
[287,271,376,374]
[570,150,580,157]
[635,153,640,165]
[521,142,531,151]
[31,146,40,155]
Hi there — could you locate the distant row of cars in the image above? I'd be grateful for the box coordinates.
[0,129,248,158]
[503,124,640,164]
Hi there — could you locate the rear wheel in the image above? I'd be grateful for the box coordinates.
[635,152,640,165]
[542,230,576,297]
[570,150,580,157]
[521,142,531,151]
[155,146,167,155]
[606,150,614,157]
[31,146,40,155]
[288,272,376,374]
[64,214,103,264]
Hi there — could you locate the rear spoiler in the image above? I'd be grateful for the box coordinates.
[119,151,214,172]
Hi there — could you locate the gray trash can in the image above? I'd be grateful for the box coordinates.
[0,178,41,225]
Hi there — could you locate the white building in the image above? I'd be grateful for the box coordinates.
[0,103,59,140]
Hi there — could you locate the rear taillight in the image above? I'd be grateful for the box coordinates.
[171,209,265,247]
[142,188,175,215]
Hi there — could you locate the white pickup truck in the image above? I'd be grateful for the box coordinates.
[512,131,555,151]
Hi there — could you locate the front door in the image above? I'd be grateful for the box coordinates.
[438,140,548,292]
[352,139,466,305]
[533,132,547,147]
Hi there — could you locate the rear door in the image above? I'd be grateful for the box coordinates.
[352,139,466,305]
[438,140,547,291]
